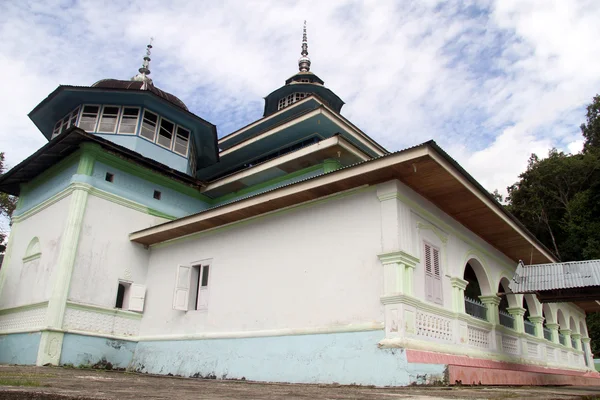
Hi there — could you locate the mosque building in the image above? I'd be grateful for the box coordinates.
[0,24,596,386]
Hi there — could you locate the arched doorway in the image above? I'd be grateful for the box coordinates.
[498,278,515,329]
[557,309,568,346]
[463,258,491,321]
[542,304,554,341]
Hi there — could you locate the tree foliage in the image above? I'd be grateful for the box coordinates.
[505,93,600,354]
[0,152,17,253]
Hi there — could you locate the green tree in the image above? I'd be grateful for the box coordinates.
[506,93,600,355]
[0,152,17,253]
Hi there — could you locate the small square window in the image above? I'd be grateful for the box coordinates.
[153,190,161,200]
[105,172,114,182]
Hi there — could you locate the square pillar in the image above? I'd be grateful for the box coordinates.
[450,277,468,313]
[528,316,545,339]
[546,323,560,344]
[378,251,418,296]
[582,337,593,368]
[480,295,501,325]
[506,306,526,334]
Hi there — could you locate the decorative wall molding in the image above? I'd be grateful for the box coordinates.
[63,305,140,337]
[0,303,47,333]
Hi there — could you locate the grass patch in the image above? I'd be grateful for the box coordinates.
[0,377,42,387]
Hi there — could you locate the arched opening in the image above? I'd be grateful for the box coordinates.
[557,309,568,346]
[523,295,537,336]
[498,278,514,329]
[463,258,491,321]
[23,237,41,261]
[570,317,578,348]
[542,304,554,341]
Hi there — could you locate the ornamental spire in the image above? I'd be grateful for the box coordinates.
[298,21,311,72]
[132,38,154,90]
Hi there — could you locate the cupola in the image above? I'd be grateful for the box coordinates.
[262,21,344,117]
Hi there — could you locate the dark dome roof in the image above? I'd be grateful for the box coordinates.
[92,79,188,111]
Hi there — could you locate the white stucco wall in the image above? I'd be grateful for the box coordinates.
[0,195,72,309]
[139,188,384,336]
[68,194,166,308]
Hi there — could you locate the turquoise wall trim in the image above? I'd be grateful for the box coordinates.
[59,333,136,368]
[132,330,446,386]
[17,162,78,214]
[0,332,41,365]
[95,134,189,174]
[91,162,208,218]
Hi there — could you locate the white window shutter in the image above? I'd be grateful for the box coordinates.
[432,247,443,305]
[424,243,434,302]
[128,284,146,312]
[173,265,191,311]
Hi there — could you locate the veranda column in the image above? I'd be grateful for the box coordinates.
[559,328,572,348]
[506,307,526,334]
[571,333,582,351]
[582,337,593,367]
[528,316,545,339]
[546,322,560,344]
[479,295,501,325]
[450,277,468,313]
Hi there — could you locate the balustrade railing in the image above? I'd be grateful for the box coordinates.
[543,327,552,341]
[559,333,566,346]
[499,310,515,329]
[524,320,536,336]
[464,296,487,321]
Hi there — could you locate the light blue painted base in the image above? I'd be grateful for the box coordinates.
[0,332,41,365]
[59,333,136,368]
[132,330,446,386]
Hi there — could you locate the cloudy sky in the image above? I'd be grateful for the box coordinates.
[1,0,599,197]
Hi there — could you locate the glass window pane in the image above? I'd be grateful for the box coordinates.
[140,110,158,141]
[78,105,100,132]
[68,107,80,128]
[98,106,120,132]
[118,107,139,134]
[157,119,174,148]
[174,127,190,156]
[201,265,209,287]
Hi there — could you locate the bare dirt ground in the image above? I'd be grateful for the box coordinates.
[1,365,600,400]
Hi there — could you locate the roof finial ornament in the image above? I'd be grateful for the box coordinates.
[132,38,154,90]
[298,21,311,72]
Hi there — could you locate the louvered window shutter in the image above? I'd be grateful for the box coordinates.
[432,247,443,305]
[424,243,434,302]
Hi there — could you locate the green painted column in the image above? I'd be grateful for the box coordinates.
[528,316,545,339]
[559,328,572,348]
[450,277,468,313]
[506,306,526,334]
[546,322,560,344]
[571,333,582,351]
[479,295,501,325]
[36,147,94,366]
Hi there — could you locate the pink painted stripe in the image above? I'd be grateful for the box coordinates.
[406,349,600,379]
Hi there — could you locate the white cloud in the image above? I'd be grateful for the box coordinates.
[0,0,599,198]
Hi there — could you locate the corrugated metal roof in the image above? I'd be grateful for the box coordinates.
[509,259,600,293]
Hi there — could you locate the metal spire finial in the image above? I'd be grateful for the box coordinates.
[298,21,311,72]
[132,38,154,89]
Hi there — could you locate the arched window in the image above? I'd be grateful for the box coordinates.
[498,278,514,329]
[23,237,41,262]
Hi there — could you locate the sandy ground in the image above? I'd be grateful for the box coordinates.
[1,365,600,400]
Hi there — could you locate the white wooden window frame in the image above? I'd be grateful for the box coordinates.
[77,104,102,133]
[173,126,190,157]
[139,109,159,142]
[173,259,212,312]
[423,240,443,305]
[156,116,176,150]
[96,105,122,134]
[117,106,141,135]
[51,106,81,139]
